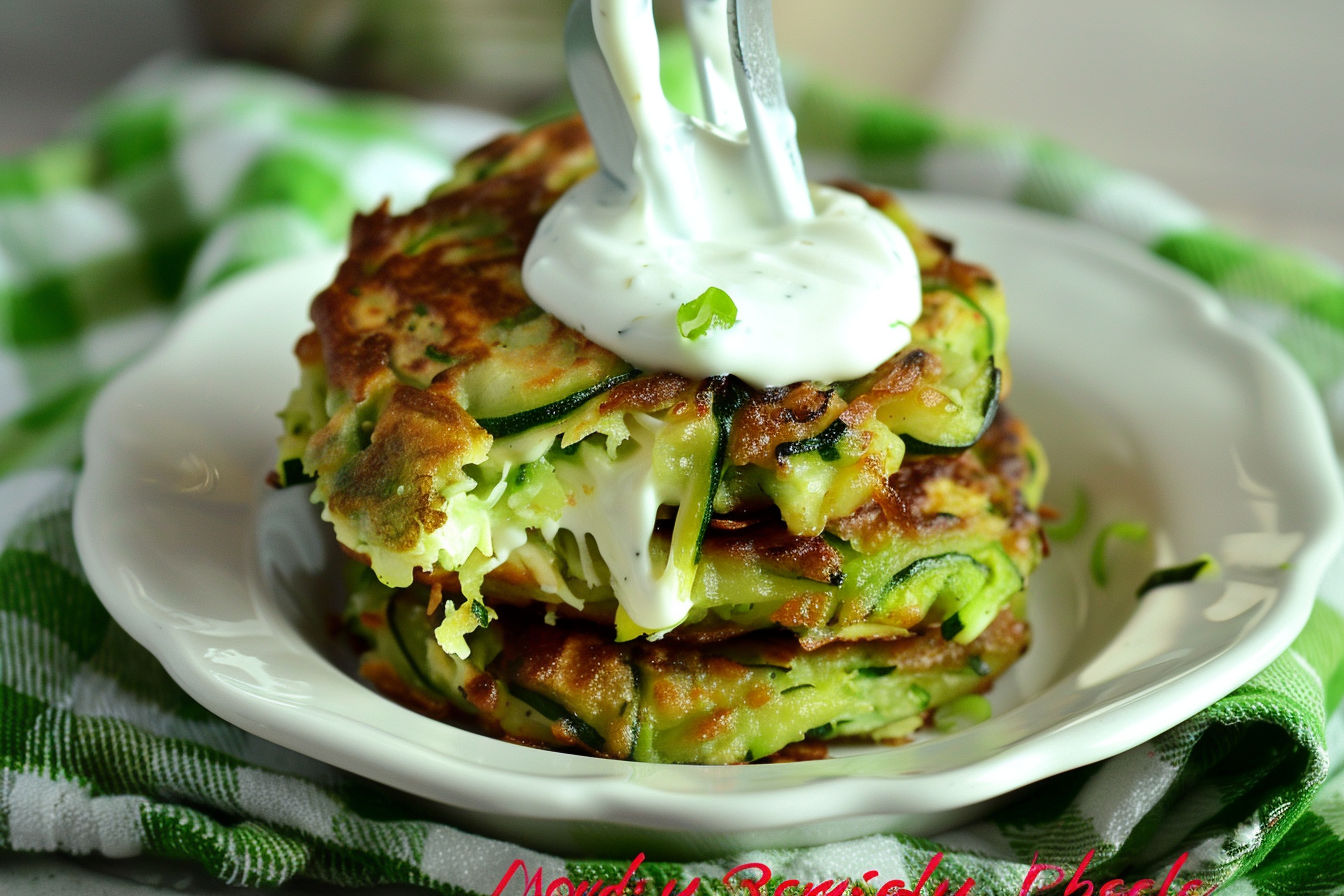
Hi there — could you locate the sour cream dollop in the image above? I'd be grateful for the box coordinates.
[522,0,921,389]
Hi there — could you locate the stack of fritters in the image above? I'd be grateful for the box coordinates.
[277,118,1048,764]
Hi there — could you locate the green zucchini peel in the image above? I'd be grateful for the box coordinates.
[1089,521,1150,586]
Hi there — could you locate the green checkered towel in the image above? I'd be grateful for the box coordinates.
[4,58,1344,895]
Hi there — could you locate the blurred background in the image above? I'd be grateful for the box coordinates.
[1,0,1341,267]
[0,0,1341,891]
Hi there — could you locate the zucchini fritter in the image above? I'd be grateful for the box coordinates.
[277,118,1049,763]
[277,116,1045,652]
[348,568,1029,765]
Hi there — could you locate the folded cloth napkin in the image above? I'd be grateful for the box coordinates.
[4,58,1344,895]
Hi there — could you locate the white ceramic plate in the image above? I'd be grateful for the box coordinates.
[73,194,1344,858]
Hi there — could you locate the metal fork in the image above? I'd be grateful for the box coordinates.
[564,0,813,236]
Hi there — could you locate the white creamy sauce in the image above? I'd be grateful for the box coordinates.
[521,0,922,390]
[450,423,692,634]
[525,179,920,389]
[552,420,690,633]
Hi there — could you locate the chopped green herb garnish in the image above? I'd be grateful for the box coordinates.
[856,666,897,678]
[425,345,454,363]
[967,655,991,676]
[909,684,931,709]
[1090,521,1150,587]
[781,683,815,694]
[933,694,992,732]
[1137,554,1220,597]
[1045,486,1089,542]
[676,286,738,340]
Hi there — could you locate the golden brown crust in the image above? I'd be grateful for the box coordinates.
[310,117,609,405]
[468,604,1026,759]
[728,384,843,469]
[599,372,696,414]
[496,617,638,757]
[698,523,843,584]
[828,409,1038,551]
[316,386,490,552]
[486,601,1026,687]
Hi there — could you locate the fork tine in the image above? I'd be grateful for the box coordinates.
[682,0,744,130]
[565,0,809,233]
[565,0,638,191]
[727,0,813,222]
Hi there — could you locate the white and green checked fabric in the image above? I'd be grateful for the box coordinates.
[4,58,1344,894]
